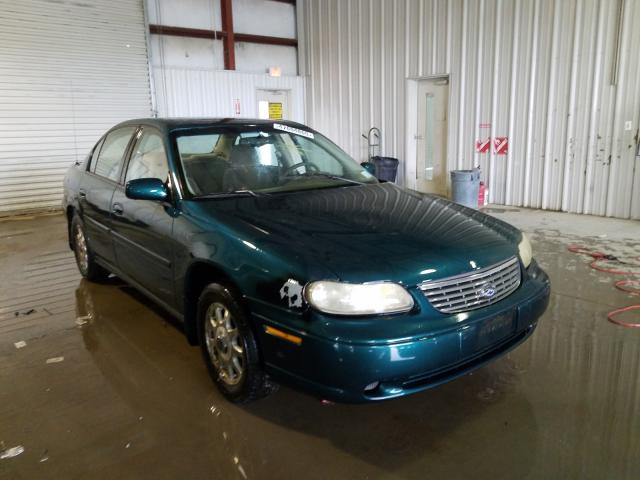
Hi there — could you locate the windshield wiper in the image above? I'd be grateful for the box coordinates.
[193,189,268,199]
[287,172,365,185]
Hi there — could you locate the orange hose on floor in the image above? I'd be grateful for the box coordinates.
[568,245,640,328]
[607,306,640,328]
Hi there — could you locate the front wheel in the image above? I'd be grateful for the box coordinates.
[71,215,109,282]
[197,283,275,403]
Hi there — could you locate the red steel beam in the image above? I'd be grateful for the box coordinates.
[234,32,297,47]
[149,24,298,48]
[220,0,235,70]
[149,24,225,39]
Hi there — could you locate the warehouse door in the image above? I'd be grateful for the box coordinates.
[257,89,291,121]
[0,0,152,214]
[415,79,448,196]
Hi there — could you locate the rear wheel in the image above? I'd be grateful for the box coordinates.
[197,283,275,403]
[71,215,109,282]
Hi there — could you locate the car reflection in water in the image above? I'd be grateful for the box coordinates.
[74,278,538,479]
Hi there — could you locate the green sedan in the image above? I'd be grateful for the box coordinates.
[63,118,550,403]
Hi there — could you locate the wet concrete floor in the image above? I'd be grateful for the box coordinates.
[0,210,639,479]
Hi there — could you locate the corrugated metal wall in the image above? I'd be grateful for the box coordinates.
[153,67,306,122]
[0,0,152,214]
[300,0,640,219]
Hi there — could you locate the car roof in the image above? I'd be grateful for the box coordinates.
[112,117,311,134]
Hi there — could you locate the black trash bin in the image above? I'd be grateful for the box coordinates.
[371,156,399,182]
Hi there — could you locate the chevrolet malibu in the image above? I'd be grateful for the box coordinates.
[63,118,550,403]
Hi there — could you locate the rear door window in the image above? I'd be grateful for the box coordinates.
[92,127,136,181]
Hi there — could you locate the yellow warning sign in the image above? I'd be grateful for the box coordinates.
[268,102,283,120]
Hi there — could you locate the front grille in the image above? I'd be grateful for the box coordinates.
[418,256,521,313]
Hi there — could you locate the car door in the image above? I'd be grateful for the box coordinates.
[79,126,137,268]
[110,127,176,303]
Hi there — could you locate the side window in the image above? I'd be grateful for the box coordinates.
[125,131,169,183]
[92,127,136,181]
[86,137,105,171]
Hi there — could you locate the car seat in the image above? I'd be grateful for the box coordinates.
[223,145,265,191]
[185,155,230,195]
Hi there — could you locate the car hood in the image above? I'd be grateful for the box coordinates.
[190,183,522,286]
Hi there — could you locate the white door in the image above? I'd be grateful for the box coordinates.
[415,79,448,196]
[257,89,291,121]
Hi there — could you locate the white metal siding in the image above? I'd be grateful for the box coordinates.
[300,0,640,219]
[153,67,305,122]
[0,0,152,214]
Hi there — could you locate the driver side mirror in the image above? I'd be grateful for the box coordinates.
[125,178,169,202]
[360,162,376,176]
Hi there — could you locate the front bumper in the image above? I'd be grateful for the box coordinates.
[257,263,550,403]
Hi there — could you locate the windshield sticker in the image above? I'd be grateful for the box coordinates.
[273,123,315,139]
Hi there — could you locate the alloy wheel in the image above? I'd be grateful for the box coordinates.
[74,224,89,274]
[204,302,245,386]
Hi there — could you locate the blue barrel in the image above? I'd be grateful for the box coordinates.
[371,156,399,182]
[450,169,481,208]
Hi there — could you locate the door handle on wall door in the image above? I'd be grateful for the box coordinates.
[112,203,124,215]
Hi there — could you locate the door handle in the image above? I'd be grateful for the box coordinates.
[112,203,124,215]
[78,189,87,198]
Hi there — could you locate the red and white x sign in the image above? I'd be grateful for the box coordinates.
[475,138,491,153]
[493,137,508,155]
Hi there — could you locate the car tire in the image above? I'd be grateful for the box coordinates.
[197,283,276,403]
[71,214,110,282]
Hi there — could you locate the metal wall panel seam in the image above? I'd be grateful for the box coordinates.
[489,0,502,204]
[142,0,158,117]
[392,0,399,160]
[335,0,343,148]
[306,0,315,126]
[524,0,541,208]
[593,0,618,215]
[380,0,386,157]
[583,0,604,215]
[575,0,599,214]
[457,0,468,171]
[358,0,364,161]
[346,0,354,155]
[505,0,522,206]
[368,0,374,148]
[605,0,631,218]
[541,0,562,210]
[313,0,320,128]
[418,0,425,76]
[431,0,437,74]
[473,0,485,171]
[561,0,583,212]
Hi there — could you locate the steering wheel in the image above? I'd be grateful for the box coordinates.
[282,161,320,176]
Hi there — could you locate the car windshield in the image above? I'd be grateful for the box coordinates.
[173,125,378,196]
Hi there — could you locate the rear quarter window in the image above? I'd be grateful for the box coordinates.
[86,137,105,171]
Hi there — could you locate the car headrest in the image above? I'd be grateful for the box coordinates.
[228,144,259,167]
[141,151,168,179]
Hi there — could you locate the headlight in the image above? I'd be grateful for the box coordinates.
[305,281,414,315]
[518,233,533,268]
